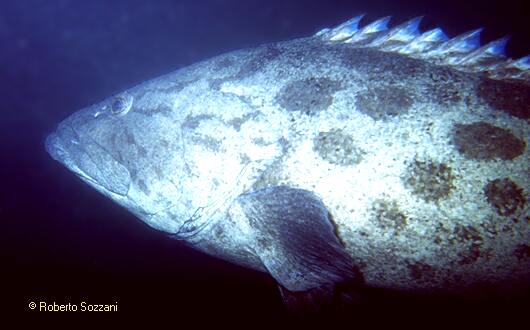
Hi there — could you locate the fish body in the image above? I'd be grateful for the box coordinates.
[46,16,529,305]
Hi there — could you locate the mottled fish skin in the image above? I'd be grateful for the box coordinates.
[46,15,529,297]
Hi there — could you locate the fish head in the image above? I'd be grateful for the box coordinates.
[45,91,137,197]
[45,87,185,227]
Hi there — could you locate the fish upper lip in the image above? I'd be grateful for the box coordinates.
[45,132,65,163]
[45,126,88,179]
[45,122,81,162]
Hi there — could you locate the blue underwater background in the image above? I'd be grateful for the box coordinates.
[1,0,529,325]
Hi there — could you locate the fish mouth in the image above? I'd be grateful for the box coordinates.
[45,126,101,187]
[45,123,131,196]
[45,131,73,165]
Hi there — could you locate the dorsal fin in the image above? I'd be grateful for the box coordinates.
[418,28,449,43]
[316,14,365,41]
[345,16,391,44]
[508,55,530,70]
[455,37,509,68]
[393,28,448,54]
[369,16,423,47]
[316,15,529,83]
[358,16,392,34]
[432,28,483,54]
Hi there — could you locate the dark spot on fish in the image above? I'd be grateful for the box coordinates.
[209,78,225,91]
[214,56,236,70]
[137,146,147,158]
[263,44,282,61]
[514,244,530,260]
[425,67,471,105]
[372,199,407,231]
[110,132,118,148]
[128,166,138,181]
[251,138,291,190]
[252,158,285,190]
[141,104,173,117]
[191,135,222,152]
[340,48,426,82]
[429,65,467,84]
[453,225,483,245]
[313,129,364,166]
[277,137,290,152]
[408,261,435,280]
[137,179,150,195]
[403,159,454,202]
[450,225,484,265]
[235,44,282,79]
[227,112,256,131]
[478,78,530,120]
[484,178,526,216]
[478,217,499,239]
[115,150,124,164]
[430,85,463,104]
[280,39,341,71]
[181,114,214,130]
[135,81,190,103]
[160,139,170,148]
[157,81,190,95]
[124,130,136,146]
[209,45,280,89]
[458,244,482,265]
[239,153,251,165]
[257,237,272,250]
[213,225,225,240]
[277,77,342,115]
[154,166,164,180]
[452,122,526,160]
[252,137,270,146]
[338,47,478,106]
[433,223,451,245]
[355,86,413,120]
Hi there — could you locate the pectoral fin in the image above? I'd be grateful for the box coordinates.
[233,185,362,312]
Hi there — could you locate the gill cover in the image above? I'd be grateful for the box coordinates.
[79,141,131,196]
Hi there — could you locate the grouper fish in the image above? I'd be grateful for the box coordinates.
[45,15,529,311]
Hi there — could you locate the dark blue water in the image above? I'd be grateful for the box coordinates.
[1,0,529,325]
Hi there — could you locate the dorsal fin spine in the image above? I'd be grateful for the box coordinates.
[343,16,391,44]
[436,28,483,53]
[419,28,448,42]
[359,16,391,34]
[369,16,423,47]
[392,16,423,40]
[394,28,448,55]
[327,14,365,41]
[509,55,530,70]
[485,36,510,56]
[450,37,509,66]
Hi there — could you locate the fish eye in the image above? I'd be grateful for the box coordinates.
[111,92,133,116]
